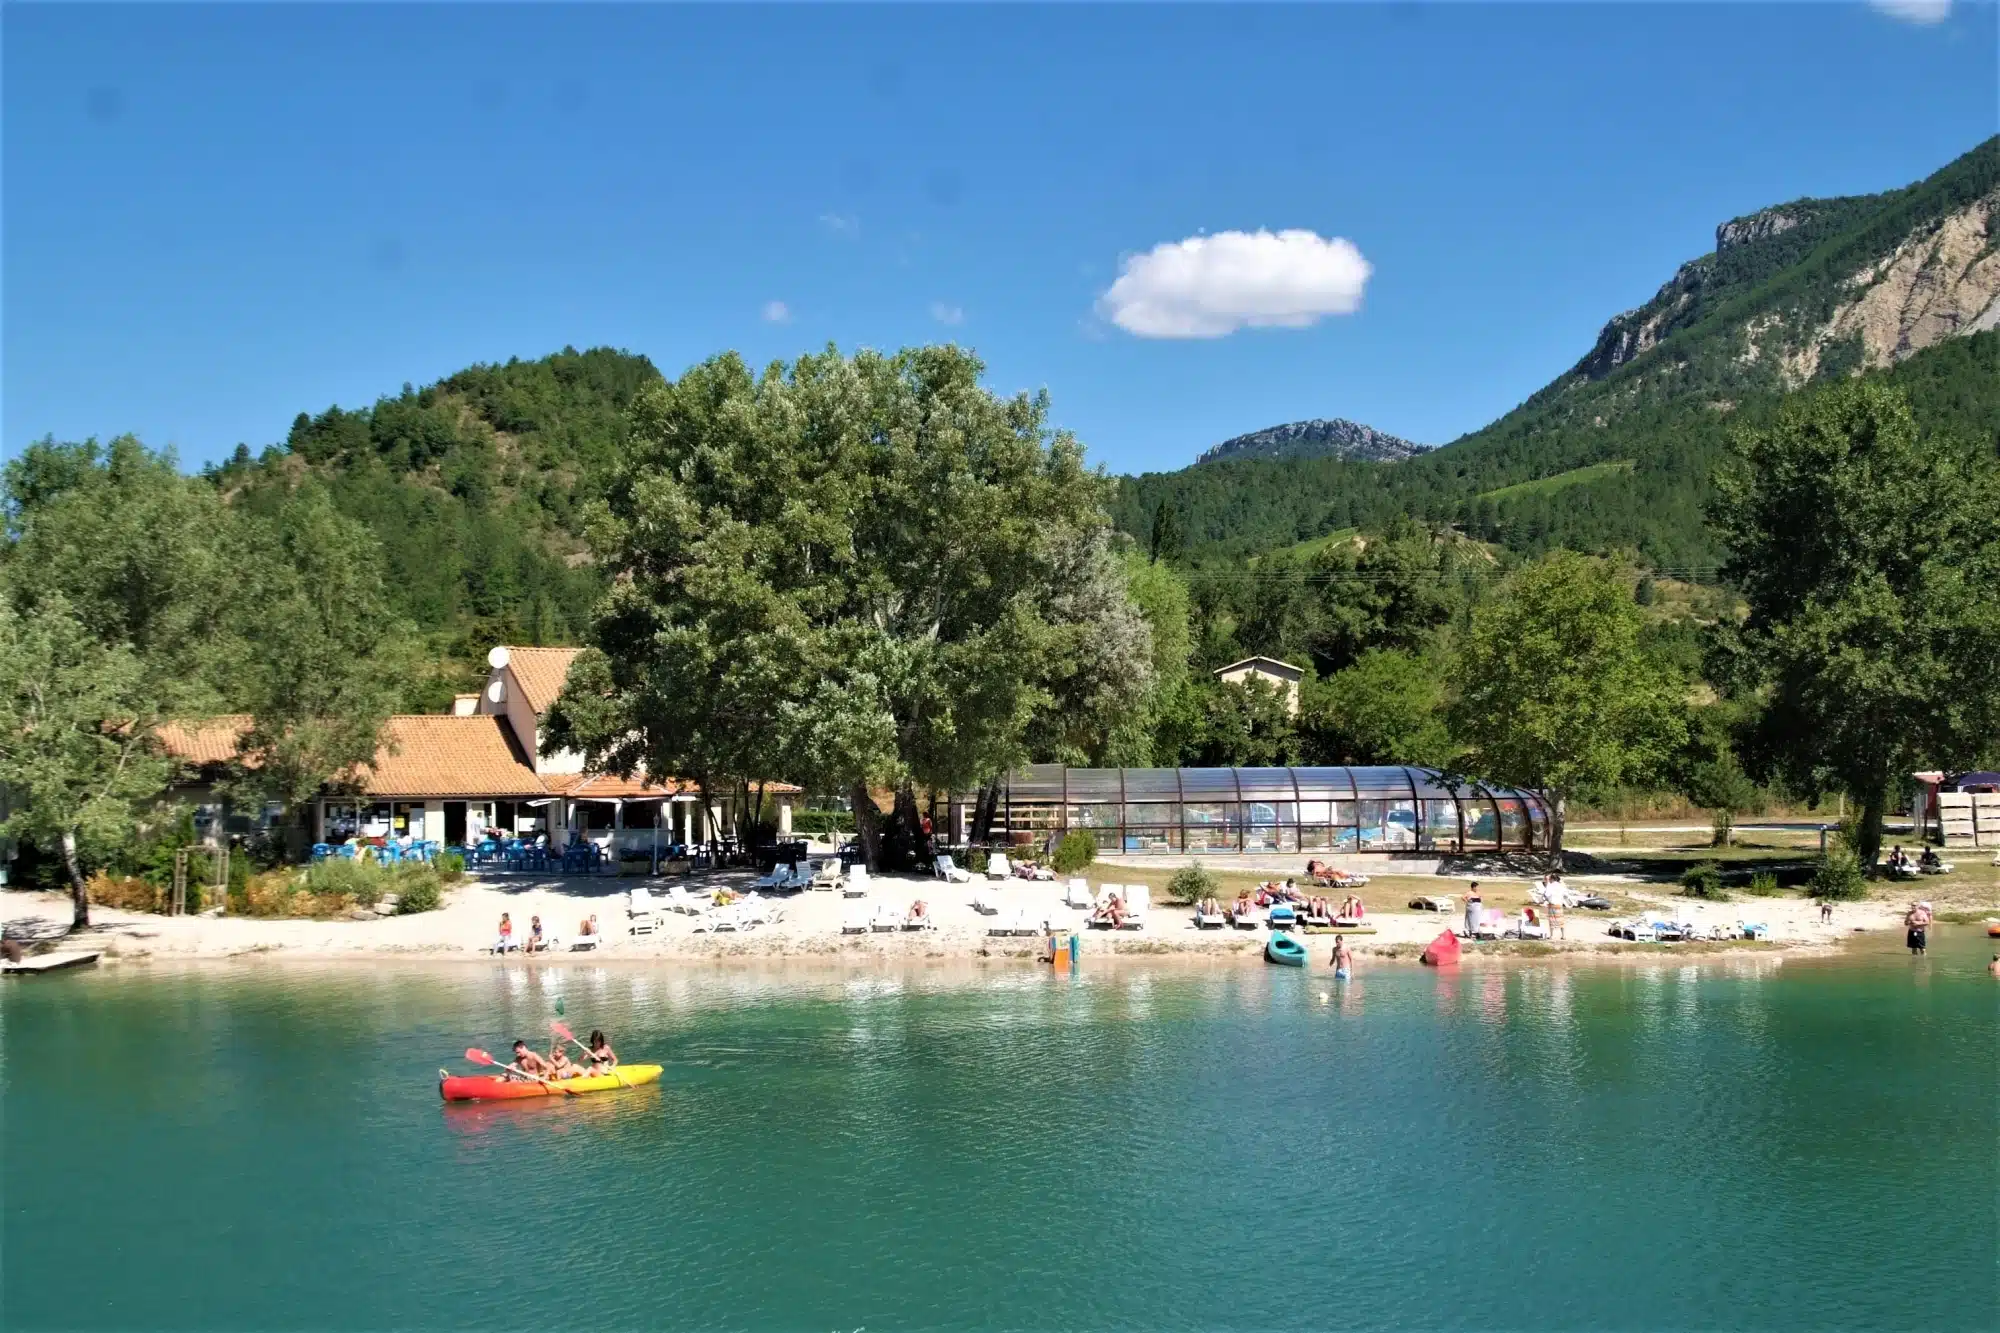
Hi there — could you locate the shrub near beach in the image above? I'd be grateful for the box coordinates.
[1051,830,1097,875]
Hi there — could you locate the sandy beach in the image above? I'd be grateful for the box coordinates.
[7,849,1973,967]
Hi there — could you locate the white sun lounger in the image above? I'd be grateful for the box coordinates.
[1064,878,1094,910]
[1193,902,1226,929]
[841,902,870,934]
[626,888,659,935]
[810,859,844,890]
[1230,905,1263,929]
[902,905,938,931]
[935,854,973,883]
[1118,886,1147,930]
[869,901,901,932]
[843,864,870,898]
[987,907,1022,937]
[986,853,1012,880]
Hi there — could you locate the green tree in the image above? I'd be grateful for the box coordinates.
[3,437,241,712]
[1195,676,1301,766]
[1710,379,2000,869]
[0,596,175,928]
[1449,552,1688,860]
[547,345,1146,869]
[1306,648,1455,766]
[1148,500,1183,564]
[227,484,410,817]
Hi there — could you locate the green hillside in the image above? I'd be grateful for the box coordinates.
[214,346,660,661]
[1113,136,2000,568]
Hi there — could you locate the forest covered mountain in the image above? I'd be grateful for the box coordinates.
[1196,418,1428,466]
[1111,136,2000,568]
[190,139,2000,666]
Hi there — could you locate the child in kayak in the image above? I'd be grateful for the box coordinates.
[547,1041,584,1079]
[510,1039,551,1080]
[587,1030,618,1073]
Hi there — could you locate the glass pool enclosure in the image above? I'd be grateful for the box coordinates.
[989,766,1551,855]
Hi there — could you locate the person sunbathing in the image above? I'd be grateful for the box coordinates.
[908,899,930,923]
[1232,894,1254,920]
[1200,897,1222,917]
[587,1030,618,1072]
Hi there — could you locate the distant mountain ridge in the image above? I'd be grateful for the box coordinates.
[1111,135,2000,567]
[1197,418,1428,466]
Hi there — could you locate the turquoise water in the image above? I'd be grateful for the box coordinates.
[3,935,1994,1331]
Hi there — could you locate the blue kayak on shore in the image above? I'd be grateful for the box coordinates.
[1265,934,1307,967]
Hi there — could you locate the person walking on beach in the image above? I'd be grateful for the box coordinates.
[1550,898,1567,940]
[1819,899,1833,925]
[1330,934,1353,979]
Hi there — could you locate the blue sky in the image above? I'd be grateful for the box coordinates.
[4,4,1996,477]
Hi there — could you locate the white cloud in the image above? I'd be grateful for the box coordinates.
[819,212,860,237]
[929,301,964,326]
[1869,0,1950,21]
[761,300,792,324]
[1095,228,1372,338]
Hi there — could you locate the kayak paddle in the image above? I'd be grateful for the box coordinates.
[549,1019,589,1054]
[464,1046,576,1095]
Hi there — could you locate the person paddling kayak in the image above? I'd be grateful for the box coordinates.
[586,1029,618,1073]
[510,1039,551,1080]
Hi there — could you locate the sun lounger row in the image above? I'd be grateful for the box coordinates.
[840,899,940,934]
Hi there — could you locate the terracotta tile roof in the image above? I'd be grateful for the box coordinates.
[356,716,547,798]
[156,715,253,766]
[503,646,584,716]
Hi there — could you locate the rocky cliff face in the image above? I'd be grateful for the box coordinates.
[1775,192,2000,385]
[1197,418,1428,466]
[1563,139,2000,399]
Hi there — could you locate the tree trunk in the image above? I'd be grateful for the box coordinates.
[60,829,91,931]
[888,782,926,870]
[970,778,1002,846]
[850,781,883,872]
[1856,780,1888,873]
[1547,793,1567,873]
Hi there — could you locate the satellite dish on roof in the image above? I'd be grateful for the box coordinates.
[486,680,505,705]
[487,646,511,670]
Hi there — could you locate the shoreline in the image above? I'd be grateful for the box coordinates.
[7,862,1962,971]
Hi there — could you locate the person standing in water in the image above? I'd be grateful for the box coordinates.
[1330,934,1353,980]
[1904,901,1932,956]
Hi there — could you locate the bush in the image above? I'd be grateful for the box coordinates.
[790,808,854,836]
[1810,840,1868,901]
[435,849,467,878]
[86,873,165,912]
[394,868,443,914]
[305,858,385,908]
[1167,861,1220,905]
[966,849,989,874]
[1680,861,1731,901]
[1746,870,1782,897]
[1051,830,1097,875]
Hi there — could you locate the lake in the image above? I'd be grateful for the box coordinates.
[3,932,1994,1331]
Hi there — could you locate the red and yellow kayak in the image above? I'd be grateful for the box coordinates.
[440,1063,663,1102]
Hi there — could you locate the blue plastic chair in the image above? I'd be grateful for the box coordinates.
[310,843,332,862]
[378,842,402,866]
[475,838,499,866]
[337,842,359,860]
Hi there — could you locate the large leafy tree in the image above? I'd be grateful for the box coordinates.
[1449,552,1687,860]
[225,484,412,815]
[0,596,174,928]
[1710,378,2000,868]
[1306,648,1456,767]
[547,345,1150,867]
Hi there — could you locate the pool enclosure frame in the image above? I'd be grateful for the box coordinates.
[988,766,1550,856]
